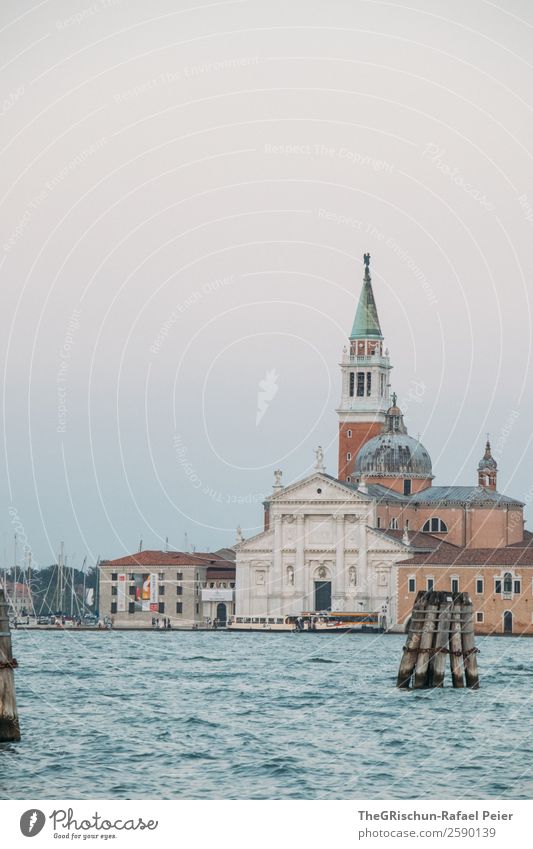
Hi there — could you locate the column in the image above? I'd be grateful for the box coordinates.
[333,514,345,609]
[272,513,283,615]
[358,521,369,607]
[295,513,305,612]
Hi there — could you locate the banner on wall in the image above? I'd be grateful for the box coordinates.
[134,573,152,611]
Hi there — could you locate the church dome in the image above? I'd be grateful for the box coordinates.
[354,395,433,480]
[354,432,433,479]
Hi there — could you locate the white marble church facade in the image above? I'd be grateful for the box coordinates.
[235,472,409,626]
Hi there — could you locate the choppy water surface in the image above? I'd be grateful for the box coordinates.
[1,630,532,799]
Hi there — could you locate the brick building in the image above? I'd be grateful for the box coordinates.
[397,533,533,635]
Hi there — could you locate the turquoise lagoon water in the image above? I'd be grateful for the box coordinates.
[1,630,532,799]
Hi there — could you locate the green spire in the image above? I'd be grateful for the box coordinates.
[350,255,383,340]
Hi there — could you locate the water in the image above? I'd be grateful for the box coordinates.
[1,630,532,799]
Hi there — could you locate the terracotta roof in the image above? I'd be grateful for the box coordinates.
[400,538,533,567]
[380,529,458,551]
[101,550,232,568]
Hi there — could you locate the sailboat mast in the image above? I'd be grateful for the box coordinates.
[70,555,75,617]
[59,541,64,614]
[13,533,17,616]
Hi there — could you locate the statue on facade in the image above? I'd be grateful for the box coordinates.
[287,565,294,586]
[236,525,244,543]
[363,252,371,268]
[314,445,325,472]
[349,566,356,587]
[273,469,282,488]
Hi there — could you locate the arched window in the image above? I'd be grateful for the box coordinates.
[422,517,448,533]
[503,572,512,593]
[389,517,399,530]
[347,429,352,438]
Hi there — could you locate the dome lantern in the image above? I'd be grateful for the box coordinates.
[477,438,497,491]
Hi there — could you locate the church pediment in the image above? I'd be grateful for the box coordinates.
[235,528,274,552]
[366,526,411,553]
[269,473,372,505]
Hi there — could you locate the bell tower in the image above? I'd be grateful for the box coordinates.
[337,254,392,481]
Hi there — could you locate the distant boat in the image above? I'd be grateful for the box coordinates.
[227,611,383,633]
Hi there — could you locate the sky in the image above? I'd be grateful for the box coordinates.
[1,0,533,569]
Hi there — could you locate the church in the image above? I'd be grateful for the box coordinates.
[235,255,533,634]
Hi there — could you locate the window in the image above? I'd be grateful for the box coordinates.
[176,585,183,595]
[451,577,459,593]
[380,374,385,396]
[503,572,512,593]
[176,602,183,614]
[347,429,352,438]
[495,579,502,594]
[346,476,351,483]
[366,372,372,396]
[111,573,118,581]
[159,585,165,595]
[514,579,521,595]
[196,603,199,613]
[128,585,135,596]
[376,517,381,529]
[158,602,165,614]
[476,578,484,595]
[427,578,434,591]
[111,586,117,596]
[128,602,135,614]
[176,571,183,580]
[389,518,399,529]
[158,572,165,581]
[129,573,135,580]
[408,577,416,593]
[476,611,484,623]
[110,602,117,614]
[230,582,235,588]
[347,452,351,461]
[403,479,412,495]
[349,373,355,397]
[422,517,448,533]
[357,372,365,396]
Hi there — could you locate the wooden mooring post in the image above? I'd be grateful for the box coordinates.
[0,588,21,741]
[397,591,479,690]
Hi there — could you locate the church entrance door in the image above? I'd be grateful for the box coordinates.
[314,581,332,612]
[503,610,513,634]
[216,603,227,625]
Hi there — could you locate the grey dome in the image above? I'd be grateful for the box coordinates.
[355,432,433,479]
[478,441,497,470]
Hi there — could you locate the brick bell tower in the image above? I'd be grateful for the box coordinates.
[337,253,392,481]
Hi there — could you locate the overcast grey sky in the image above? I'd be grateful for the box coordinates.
[1,0,532,567]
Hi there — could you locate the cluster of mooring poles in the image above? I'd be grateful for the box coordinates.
[0,588,20,741]
[397,591,479,690]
